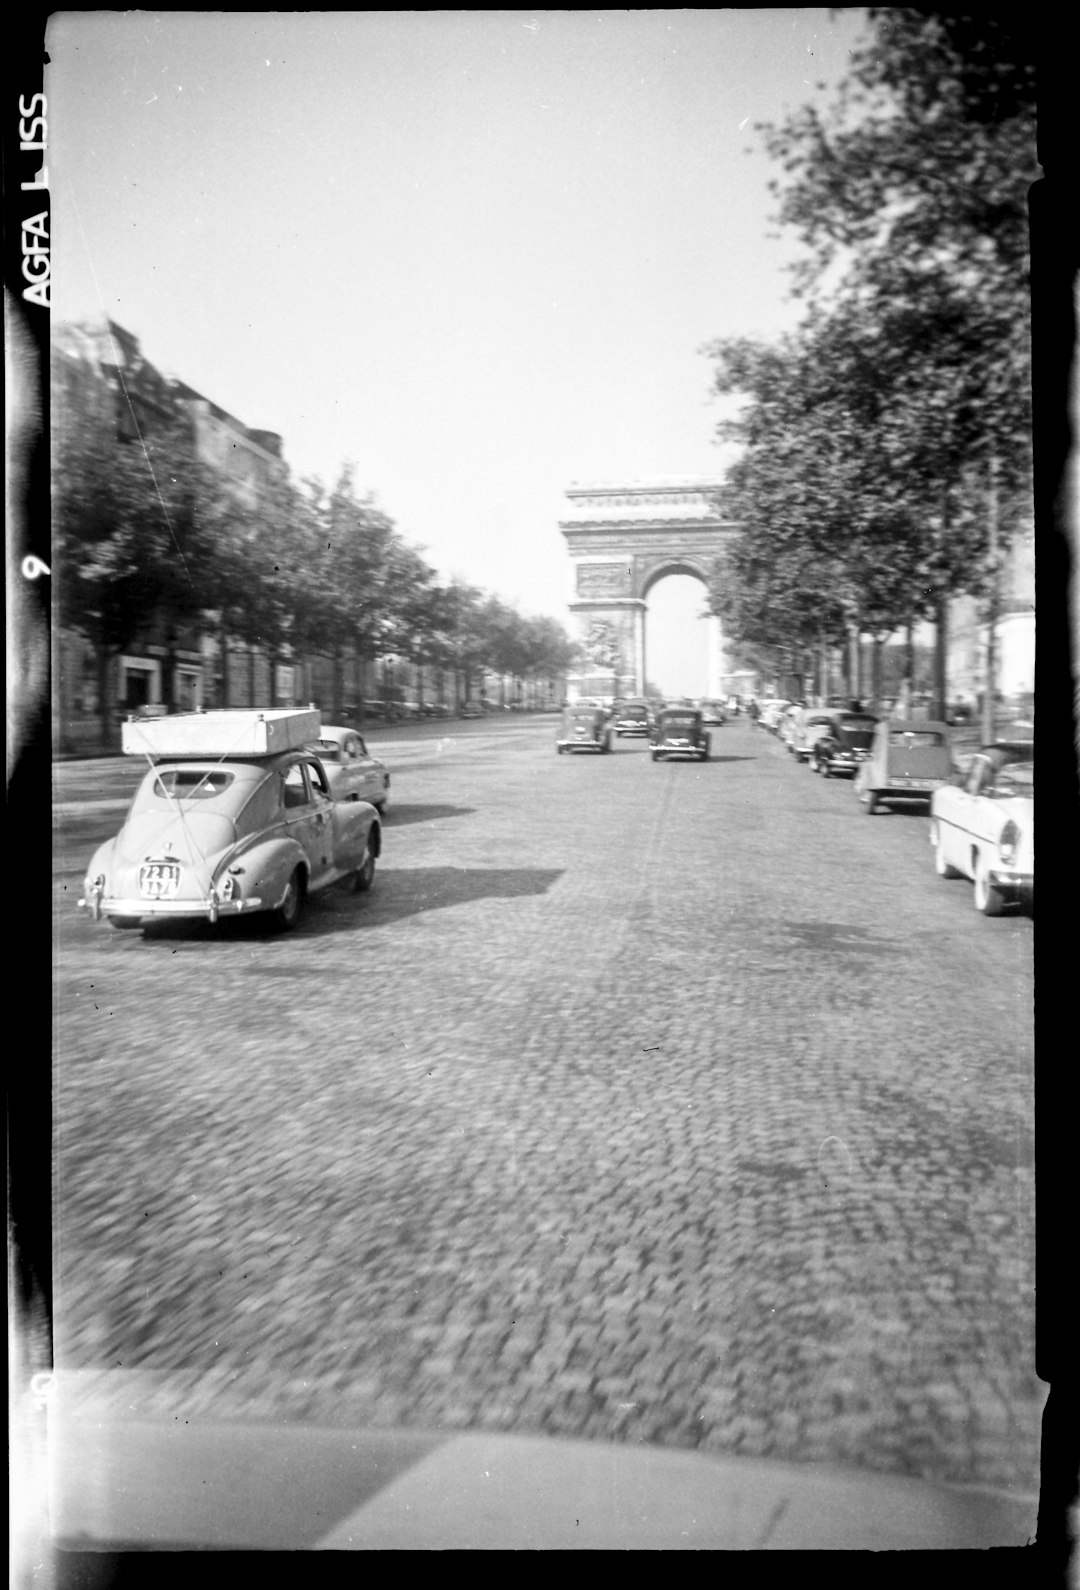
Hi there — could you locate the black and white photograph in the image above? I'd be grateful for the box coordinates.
[11,5,1078,1567]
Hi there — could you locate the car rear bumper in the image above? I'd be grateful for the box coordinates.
[80,893,266,922]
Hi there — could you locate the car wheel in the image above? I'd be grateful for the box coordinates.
[973,855,1006,916]
[863,789,878,815]
[651,751,661,762]
[108,916,142,930]
[930,820,962,878]
[349,842,377,894]
[272,868,304,931]
[556,745,564,754]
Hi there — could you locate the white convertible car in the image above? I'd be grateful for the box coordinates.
[929,745,1034,916]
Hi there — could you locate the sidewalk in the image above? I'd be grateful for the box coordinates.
[45,1384,1039,1551]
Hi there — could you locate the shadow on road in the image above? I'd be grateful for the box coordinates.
[381,803,476,828]
[126,865,566,942]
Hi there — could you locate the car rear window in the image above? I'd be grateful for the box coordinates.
[663,714,697,727]
[888,730,945,747]
[152,769,236,799]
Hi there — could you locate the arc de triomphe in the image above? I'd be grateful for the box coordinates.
[559,479,737,700]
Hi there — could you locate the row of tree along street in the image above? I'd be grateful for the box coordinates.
[702,10,1036,743]
[52,376,576,744]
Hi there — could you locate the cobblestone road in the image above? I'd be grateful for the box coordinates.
[52,715,1040,1501]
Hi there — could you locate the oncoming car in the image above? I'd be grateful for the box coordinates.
[611,701,652,737]
[649,706,711,762]
[929,746,1034,915]
[306,725,390,812]
[79,711,381,932]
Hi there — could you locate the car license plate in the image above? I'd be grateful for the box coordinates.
[139,861,181,899]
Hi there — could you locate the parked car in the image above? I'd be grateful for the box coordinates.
[80,711,381,932]
[778,704,804,751]
[649,706,711,762]
[459,702,485,718]
[306,725,390,812]
[929,745,1034,915]
[758,700,789,732]
[789,708,841,762]
[810,714,878,777]
[854,720,954,814]
[556,705,613,754]
[700,700,727,726]
[612,701,652,737]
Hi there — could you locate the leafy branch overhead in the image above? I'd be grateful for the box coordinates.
[706,8,1035,666]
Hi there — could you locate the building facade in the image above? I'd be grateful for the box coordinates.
[53,320,292,752]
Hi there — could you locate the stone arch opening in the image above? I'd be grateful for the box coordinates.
[559,480,735,700]
[641,567,716,700]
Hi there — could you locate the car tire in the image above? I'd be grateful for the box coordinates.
[651,751,661,762]
[863,789,878,815]
[349,843,377,894]
[108,916,142,930]
[272,867,304,931]
[930,821,963,878]
[974,856,1006,916]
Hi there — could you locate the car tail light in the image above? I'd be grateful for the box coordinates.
[999,821,1020,866]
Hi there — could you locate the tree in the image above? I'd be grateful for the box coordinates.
[706,11,1036,711]
[52,402,242,735]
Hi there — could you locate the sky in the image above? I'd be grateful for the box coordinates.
[47,9,870,683]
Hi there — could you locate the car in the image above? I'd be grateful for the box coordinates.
[556,705,613,754]
[778,704,805,751]
[612,701,652,737]
[700,700,727,726]
[306,725,390,812]
[810,713,878,777]
[649,705,711,762]
[853,719,954,815]
[458,702,485,718]
[79,710,381,932]
[929,745,1034,915]
[789,708,842,762]
[758,699,790,733]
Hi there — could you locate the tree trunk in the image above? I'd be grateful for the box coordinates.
[219,615,230,708]
[97,644,114,750]
[163,625,177,712]
[848,621,861,703]
[981,455,999,746]
[932,596,948,722]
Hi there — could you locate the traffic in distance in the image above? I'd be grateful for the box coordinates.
[82,697,1034,929]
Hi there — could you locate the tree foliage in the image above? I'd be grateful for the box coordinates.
[705,8,1036,691]
[54,371,573,720]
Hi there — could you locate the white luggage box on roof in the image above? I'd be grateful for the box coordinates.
[121,709,321,759]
